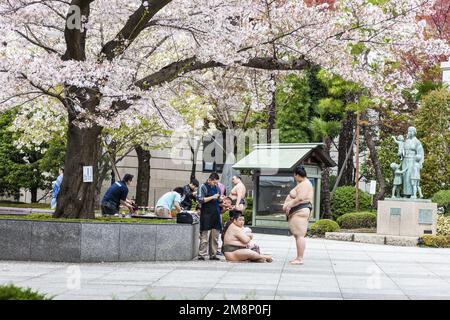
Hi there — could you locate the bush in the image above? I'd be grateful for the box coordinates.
[245,197,253,210]
[437,215,450,236]
[222,211,230,225]
[421,235,450,248]
[244,209,252,225]
[432,190,450,215]
[337,212,377,229]
[331,186,372,218]
[309,219,340,236]
[0,284,51,300]
[416,89,450,198]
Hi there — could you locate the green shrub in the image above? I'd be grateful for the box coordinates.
[222,211,230,225]
[337,212,377,229]
[437,215,450,236]
[245,197,253,225]
[416,89,450,198]
[421,235,450,248]
[245,197,253,210]
[432,190,450,215]
[0,284,51,300]
[331,186,372,218]
[309,219,340,236]
[244,209,252,225]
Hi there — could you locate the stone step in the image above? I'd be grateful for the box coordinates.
[325,232,419,247]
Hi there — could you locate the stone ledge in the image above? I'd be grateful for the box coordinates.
[0,218,199,262]
[325,232,354,241]
[385,235,419,247]
[325,232,421,247]
[354,233,386,245]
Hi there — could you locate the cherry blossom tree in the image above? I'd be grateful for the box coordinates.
[0,0,448,218]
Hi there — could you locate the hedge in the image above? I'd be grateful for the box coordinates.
[432,190,450,215]
[437,215,450,236]
[309,219,340,236]
[331,186,372,218]
[420,235,450,248]
[336,212,377,229]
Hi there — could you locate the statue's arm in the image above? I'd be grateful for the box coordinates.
[417,140,425,163]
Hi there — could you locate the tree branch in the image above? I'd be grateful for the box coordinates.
[135,56,310,89]
[100,0,172,61]
[15,30,59,54]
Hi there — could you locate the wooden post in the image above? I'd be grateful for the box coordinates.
[355,112,360,212]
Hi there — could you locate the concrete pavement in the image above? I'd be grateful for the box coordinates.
[1,234,450,300]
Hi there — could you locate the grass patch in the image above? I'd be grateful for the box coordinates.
[0,213,175,224]
[0,201,50,209]
[0,284,52,300]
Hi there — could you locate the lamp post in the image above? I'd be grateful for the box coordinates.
[355,112,360,212]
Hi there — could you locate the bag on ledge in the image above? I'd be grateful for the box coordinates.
[176,211,197,224]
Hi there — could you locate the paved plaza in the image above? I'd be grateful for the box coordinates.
[1,234,450,300]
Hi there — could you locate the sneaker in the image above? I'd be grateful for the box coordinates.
[216,251,224,256]
[198,256,206,261]
[210,256,220,261]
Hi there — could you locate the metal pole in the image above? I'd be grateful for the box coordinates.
[355,112,360,212]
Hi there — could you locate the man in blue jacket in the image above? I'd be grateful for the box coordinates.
[101,174,135,216]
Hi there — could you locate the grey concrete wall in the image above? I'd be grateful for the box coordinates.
[0,219,200,262]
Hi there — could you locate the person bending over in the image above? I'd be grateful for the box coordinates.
[155,187,184,218]
[222,210,273,263]
[101,174,135,217]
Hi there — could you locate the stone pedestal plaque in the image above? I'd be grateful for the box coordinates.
[377,199,437,236]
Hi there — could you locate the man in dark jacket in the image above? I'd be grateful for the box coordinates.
[197,173,221,260]
[180,178,199,210]
[101,174,135,216]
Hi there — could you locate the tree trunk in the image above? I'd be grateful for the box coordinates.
[30,187,38,203]
[95,147,111,210]
[362,114,385,209]
[321,138,332,219]
[54,120,102,219]
[267,88,276,143]
[338,111,355,186]
[190,139,201,180]
[135,145,151,206]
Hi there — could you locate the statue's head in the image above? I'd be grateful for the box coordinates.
[407,126,416,138]
[397,135,404,141]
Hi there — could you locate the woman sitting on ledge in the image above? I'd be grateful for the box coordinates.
[222,210,273,263]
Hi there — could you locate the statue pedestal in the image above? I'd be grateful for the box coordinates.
[377,199,438,237]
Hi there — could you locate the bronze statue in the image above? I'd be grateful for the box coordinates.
[390,126,424,199]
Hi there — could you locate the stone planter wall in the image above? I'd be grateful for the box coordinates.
[0,219,199,262]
